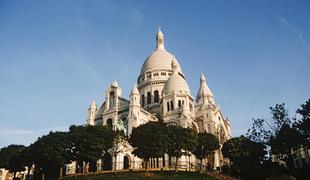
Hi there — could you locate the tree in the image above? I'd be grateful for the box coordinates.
[193,132,219,171]
[246,118,271,145]
[69,125,113,173]
[269,124,303,170]
[166,125,198,171]
[129,122,170,171]
[30,131,72,178]
[17,146,35,180]
[222,136,266,179]
[247,103,303,171]
[295,99,310,148]
[0,144,26,179]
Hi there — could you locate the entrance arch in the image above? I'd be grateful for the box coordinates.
[106,118,113,130]
[103,153,112,171]
[123,155,130,170]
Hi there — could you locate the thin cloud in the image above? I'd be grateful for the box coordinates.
[279,16,309,49]
[0,126,68,136]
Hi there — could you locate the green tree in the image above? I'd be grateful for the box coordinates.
[222,136,265,179]
[129,122,169,171]
[166,125,198,171]
[30,131,71,178]
[193,132,219,171]
[69,125,113,173]
[269,124,303,170]
[295,99,310,148]
[247,103,303,171]
[0,144,26,179]
[17,146,35,180]
[246,118,271,145]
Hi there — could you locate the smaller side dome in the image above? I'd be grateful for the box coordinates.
[163,58,190,95]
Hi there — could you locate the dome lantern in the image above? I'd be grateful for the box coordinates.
[156,27,165,50]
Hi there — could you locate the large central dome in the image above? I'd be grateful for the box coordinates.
[140,49,181,74]
[139,29,181,75]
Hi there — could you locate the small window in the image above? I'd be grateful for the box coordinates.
[107,118,113,130]
[167,102,170,111]
[154,90,159,103]
[161,72,166,76]
[141,94,145,106]
[168,73,172,76]
[178,100,181,108]
[170,101,174,110]
[153,72,159,76]
[147,92,152,104]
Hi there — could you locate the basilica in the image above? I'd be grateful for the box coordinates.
[85,29,232,171]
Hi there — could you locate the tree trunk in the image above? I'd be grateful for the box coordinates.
[41,173,45,180]
[59,166,63,179]
[144,159,149,172]
[169,156,172,170]
[200,158,203,172]
[175,157,179,172]
[163,155,165,168]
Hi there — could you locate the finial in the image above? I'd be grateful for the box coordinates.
[90,100,97,109]
[111,80,118,87]
[131,84,139,95]
[156,28,165,50]
[171,57,178,73]
[200,73,206,82]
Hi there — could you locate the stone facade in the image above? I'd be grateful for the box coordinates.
[86,29,232,170]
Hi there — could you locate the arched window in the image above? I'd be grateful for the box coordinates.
[123,155,130,169]
[109,91,115,109]
[178,100,181,108]
[147,92,152,104]
[141,94,145,106]
[170,101,174,110]
[167,102,170,111]
[107,118,113,130]
[219,126,226,144]
[154,90,159,103]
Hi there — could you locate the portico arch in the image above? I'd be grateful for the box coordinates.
[123,155,131,170]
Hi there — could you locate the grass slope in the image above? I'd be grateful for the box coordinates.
[62,171,218,180]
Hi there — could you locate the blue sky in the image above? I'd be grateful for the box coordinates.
[0,0,309,148]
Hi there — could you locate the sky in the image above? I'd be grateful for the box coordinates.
[0,0,309,148]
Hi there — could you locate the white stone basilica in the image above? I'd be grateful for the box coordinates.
[85,29,232,171]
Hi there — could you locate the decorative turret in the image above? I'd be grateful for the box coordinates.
[105,80,122,111]
[130,85,140,106]
[87,100,97,126]
[196,73,215,105]
[156,27,165,50]
[111,80,119,87]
